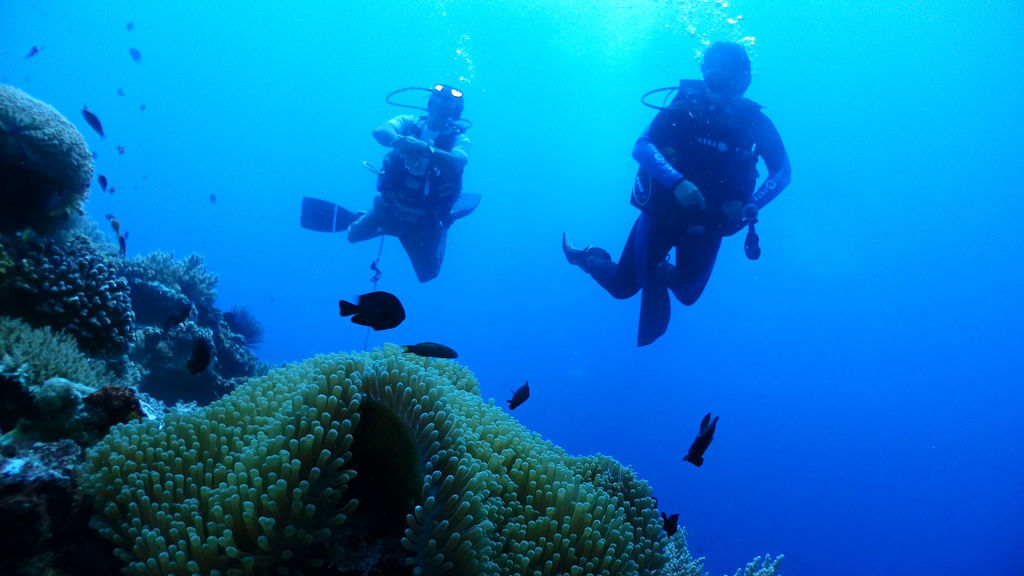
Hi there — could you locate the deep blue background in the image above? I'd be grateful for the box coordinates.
[3,2,1023,575]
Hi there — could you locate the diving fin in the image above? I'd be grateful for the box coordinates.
[638,281,671,346]
[448,193,481,223]
[300,196,362,232]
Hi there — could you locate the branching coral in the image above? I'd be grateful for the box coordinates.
[659,530,706,576]
[0,316,118,392]
[0,84,92,233]
[732,554,784,576]
[83,345,668,575]
[0,234,135,360]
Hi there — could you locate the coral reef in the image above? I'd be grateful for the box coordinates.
[223,305,264,348]
[129,323,229,404]
[121,252,218,326]
[0,237,12,275]
[119,251,266,404]
[0,234,135,361]
[659,530,706,576]
[0,440,120,576]
[732,554,784,576]
[0,84,93,234]
[82,386,145,437]
[0,317,142,446]
[0,316,119,392]
[657,527,785,576]
[82,346,667,575]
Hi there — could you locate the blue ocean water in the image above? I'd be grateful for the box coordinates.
[3,1,1023,575]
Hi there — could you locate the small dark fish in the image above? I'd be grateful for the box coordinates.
[209,194,217,204]
[98,174,108,191]
[661,512,679,537]
[139,103,146,111]
[164,304,192,331]
[126,22,134,31]
[106,214,127,257]
[507,381,529,410]
[105,214,121,235]
[338,291,405,330]
[187,339,212,375]
[402,342,458,359]
[108,186,116,195]
[117,145,126,155]
[129,47,142,62]
[81,105,104,137]
[25,46,40,58]
[682,413,719,467]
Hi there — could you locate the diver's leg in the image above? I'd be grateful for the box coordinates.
[400,223,446,283]
[638,274,671,346]
[634,217,675,345]
[662,233,722,305]
[574,215,670,299]
[586,225,641,299]
[347,196,387,243]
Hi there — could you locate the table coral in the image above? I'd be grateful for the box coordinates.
[83,345,667,575]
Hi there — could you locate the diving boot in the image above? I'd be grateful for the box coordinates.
[562,232,610,273]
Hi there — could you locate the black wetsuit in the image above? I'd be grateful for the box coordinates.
[348,115,469,283]
[588,80,791,344]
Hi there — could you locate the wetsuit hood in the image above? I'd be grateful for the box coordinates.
[701,41,752,97]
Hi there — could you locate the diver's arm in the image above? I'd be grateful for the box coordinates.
[430,133,470,171]
[749,115,791,209]
[633,125,685,189]
[372,115,417,147]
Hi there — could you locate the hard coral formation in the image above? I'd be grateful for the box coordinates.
[0,234,135,360]
[83,345,667,575]
[0,440,81,574]
[0,440,121,576]
[0,84,93,234]
[733,554,784,576]
[130,322,229,404]
[119,251,266,404]
[121,252,218,325]
[660,530,706,576]
[0,317,142,446]
[224,305,264,348]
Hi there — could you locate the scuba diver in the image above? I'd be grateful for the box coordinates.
[563,42,791,346]
[300,83,477,283]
